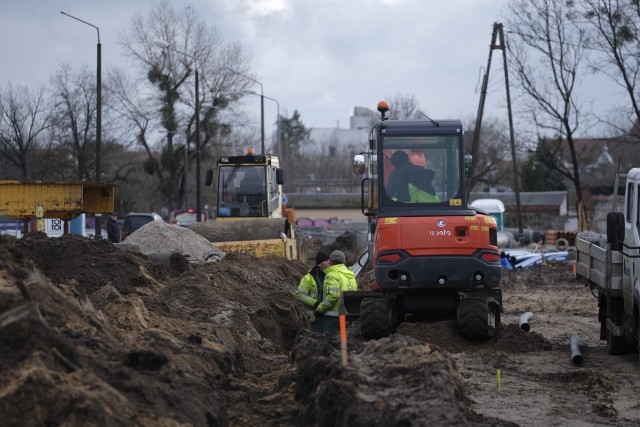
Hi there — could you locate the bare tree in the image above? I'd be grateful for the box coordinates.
[506,0,590,229]
[464,117,512,192]
[118,0,250,210]
[575,0,640,134]
[106,69,161,176]
[0,83,51,180]
[386,93,421,120]
[49,64,99,181]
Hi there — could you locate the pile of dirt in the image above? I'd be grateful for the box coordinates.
[0,233,310,425]
[15,232,170,296]
[395,321,551,354]
[125,220,218,261]
[285,333,506,426]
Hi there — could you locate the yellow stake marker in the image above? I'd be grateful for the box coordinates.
[496,369,501,393]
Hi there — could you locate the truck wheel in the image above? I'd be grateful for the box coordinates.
[457,298,498,340]
[360,298,395,339]
[606,329,628,355]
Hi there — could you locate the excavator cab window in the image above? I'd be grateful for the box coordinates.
[381,135,461,206]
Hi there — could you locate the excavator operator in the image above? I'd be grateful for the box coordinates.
[386,150,438,203]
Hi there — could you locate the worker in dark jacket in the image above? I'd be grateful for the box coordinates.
[296,251,331,333]
[106,213,121,243]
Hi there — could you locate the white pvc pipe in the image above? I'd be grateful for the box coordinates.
[570,335,583,364]
[518,311,534,332]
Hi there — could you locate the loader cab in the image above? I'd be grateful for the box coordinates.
[215,151,283,220]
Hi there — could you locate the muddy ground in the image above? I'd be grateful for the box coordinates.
[1,230,640,426]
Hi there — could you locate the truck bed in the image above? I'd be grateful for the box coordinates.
[575,236,623,295]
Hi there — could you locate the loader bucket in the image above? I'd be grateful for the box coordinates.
[339,291,382,320]
[189,218,289,242]
[188,218,299,260]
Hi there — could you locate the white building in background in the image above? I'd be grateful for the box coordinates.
[304,106,376,157]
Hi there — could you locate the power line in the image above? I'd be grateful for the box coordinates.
[505,29,612,53]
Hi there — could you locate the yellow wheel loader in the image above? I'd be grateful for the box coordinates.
[190,150,304,261]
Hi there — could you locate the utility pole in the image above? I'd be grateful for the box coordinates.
[470,22,524,242]
[154,40,202,222]
[498,22,524,240]
[468,24,498,196]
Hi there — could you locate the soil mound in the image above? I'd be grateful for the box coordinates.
[285,332,507,426]
[125,220,217,261]
[396,320,551,353]
[0,234,309,425]
[15,232,169,296]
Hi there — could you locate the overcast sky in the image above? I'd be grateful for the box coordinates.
[0,0,626,141]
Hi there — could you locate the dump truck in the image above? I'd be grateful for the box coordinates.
[192,150,303,261]
[575,168,640,356]
[341,101,503,340]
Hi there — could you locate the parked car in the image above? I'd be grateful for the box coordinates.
[121,212,163,240]
[170,209,208,227]
[0,229,23,238]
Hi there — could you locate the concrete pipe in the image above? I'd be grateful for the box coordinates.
[497,231,516,249]
[518,311,534,332]
[555,238,569,251]
[570,335,583,364]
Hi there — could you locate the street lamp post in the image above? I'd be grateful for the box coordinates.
[155,40,202,223]
[225,68,264,155]
[250,92,280,159]
[61,11,102,238]
[167,130,187,209]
